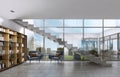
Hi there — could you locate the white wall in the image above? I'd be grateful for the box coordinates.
[1,17,34,50]
[25,28,34,50]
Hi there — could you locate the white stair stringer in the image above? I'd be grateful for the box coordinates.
[86,54,112,67]
[33,27,40,32]
[37,30,44,35]
[45,33,51,38]
[70,47,78,52]
[49,36,57,41]
[64,43,73,50]
[27,24,34,30]
[76,51,112,67]
[13,20,112,67]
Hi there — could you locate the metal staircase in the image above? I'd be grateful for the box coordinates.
[13,19,112,66]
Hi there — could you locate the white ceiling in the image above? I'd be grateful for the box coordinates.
[0,0,120,19]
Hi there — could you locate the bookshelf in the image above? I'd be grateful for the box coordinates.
[0,25,27,71]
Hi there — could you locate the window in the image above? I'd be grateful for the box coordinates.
[84,19,102,27]
[64,19,83,27]
[65,28,82,33]
[104,19,116,27]
[45,19,63,27]
[34,19,43,27]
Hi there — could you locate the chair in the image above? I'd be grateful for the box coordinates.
[49,55,64,61]
[27,51,44,62]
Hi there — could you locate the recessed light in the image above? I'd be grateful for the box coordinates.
[10,10,15,13]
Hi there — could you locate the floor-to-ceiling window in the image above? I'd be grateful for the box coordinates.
[24,19,120,61]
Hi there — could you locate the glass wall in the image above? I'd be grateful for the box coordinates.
[24,19,120,61]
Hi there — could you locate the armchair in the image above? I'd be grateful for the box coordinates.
[27,51,44,62]
[48,50,64,61]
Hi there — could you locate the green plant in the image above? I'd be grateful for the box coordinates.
[9,54,15,61]
[57,48,64,51]
[89,49,98,57]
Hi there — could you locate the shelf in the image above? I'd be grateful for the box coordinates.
[0,26,27,72]
[0,40,8,42]
[0,31,9,34]
[9,34,17,36]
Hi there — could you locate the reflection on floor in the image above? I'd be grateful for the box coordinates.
[109,55,120,61]
[0,61,120,77]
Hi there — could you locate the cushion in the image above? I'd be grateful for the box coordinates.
[30,53,37,57]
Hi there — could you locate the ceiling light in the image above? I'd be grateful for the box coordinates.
[10,10,15,13]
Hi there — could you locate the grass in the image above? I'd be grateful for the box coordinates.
[64,55,74,61]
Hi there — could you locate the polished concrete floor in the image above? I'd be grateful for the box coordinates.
[0,61,120,77]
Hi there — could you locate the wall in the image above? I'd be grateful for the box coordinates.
[25,28,34,50]
[0,17,34,50]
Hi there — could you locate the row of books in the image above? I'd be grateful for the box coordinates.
[9,50,19,54]
[0,50,5,55]
[0,42,24,47]
[0,28,15,34]
[9,31,14,35]
[0,50,20,55]
[0,34,4,41]
[0,28,6,32]
[0,42,3,46]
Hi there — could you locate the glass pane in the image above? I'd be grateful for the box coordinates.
[116,19,120,26]
[64,33,83,59]
[45,19,63,27]
[104,19,116,27]
[45,28,63,34]
[85,28,102,34]
[64,19,83,27]
[65,28,82,33]
[34,33,43,49]
[84,28,102,51]
[34,19,43,27]
[84,19,102,27]
[104,28,120,36]
[65,33,83,48]
[45,38,59,52]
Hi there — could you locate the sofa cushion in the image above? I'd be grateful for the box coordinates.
[30,53,37,57]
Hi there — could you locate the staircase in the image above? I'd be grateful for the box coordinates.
[13,19,112,67]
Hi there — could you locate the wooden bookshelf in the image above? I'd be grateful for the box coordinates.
[0,25,27,72]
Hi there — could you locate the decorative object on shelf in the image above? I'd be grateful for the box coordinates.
[22,44,24,47]
[0,42,3,46]
[0,28,5,32]
[22,35,24,38]
[16,43,19,47]
[9,38,13,42]
[9,31,14,35]
[16,50,19,53]
[0,34,4,41]
[0,50,5,55]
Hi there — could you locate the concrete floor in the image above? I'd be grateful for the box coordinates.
[0,61,120,77]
